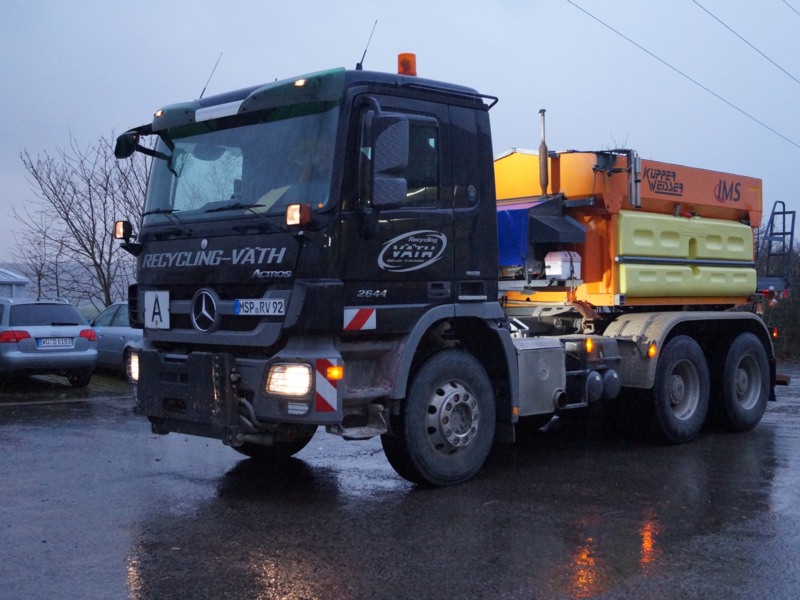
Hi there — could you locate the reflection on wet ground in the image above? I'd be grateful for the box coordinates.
[1,364,799,599]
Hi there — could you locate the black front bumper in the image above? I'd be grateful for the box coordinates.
[135,350,241,442]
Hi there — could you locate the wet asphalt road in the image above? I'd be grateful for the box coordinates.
[1,366,800,600]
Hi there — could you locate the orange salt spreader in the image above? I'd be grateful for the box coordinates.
[495,113,763,309]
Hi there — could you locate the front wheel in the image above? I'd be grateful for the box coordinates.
[381,350,496,487]
[233,424,317,461]
[649,335,709,444]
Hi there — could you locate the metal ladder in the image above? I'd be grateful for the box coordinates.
[756,200,796,295]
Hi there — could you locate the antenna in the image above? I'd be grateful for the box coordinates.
[199,52,223,99]
[356,20,378,70]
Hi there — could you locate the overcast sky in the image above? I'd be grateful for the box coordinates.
[2,0,799,264]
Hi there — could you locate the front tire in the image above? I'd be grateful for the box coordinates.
[650,335,709,444]
[381,350,495,487]
[717,333,769,432]
[233,425,317,461]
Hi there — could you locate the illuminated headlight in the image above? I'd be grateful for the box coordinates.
[267,363,312,396]
[127,350,140,383]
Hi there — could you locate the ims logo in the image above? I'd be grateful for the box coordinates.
[714,179,741,203]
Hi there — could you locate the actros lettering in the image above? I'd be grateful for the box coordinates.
[142,246,287,269]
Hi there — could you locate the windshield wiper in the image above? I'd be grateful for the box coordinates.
[142,208,188,234]
[205,202,252,213]
[205,202,288,232]
[143,208,180,217]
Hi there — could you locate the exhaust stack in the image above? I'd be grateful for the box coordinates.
[539,109,549,197]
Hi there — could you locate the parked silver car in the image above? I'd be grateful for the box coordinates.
[91,302,141,372]
[0,297,97,387]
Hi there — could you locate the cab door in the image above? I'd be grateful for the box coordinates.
[339,95,453,335]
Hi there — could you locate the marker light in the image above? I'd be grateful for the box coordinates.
[647,343,658,359]
[771,327,779,339]
[585,338,594,354]
[398,53,417,76]
[286,203,312,227]
[326,365,344,381]
[294,78,307,87]
[267,363,312,396]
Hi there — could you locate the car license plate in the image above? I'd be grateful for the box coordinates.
[38,337,72,348]
[234,298,286,316]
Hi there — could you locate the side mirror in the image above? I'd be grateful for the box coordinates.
[114,220,133,242]
[114,133,138,159]
[371,114,409,209]
[114,220,143,256]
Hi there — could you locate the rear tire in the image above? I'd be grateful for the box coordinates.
[717,333,769,432]
[650,335,709,444]
[381,350,495,487]
[67,370,92,388]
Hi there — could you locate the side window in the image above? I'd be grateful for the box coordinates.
[405,121,439,207]
[356,108,440,209]
[111,308,130,328]
[93,307,116,327]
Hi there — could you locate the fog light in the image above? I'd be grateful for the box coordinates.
[267,363,312,396]
[127,350,140,383]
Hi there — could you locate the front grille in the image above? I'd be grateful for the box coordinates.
[170,314,265,332]
[135,284,285,334]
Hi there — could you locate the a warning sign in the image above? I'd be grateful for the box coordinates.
[144,290,170,330]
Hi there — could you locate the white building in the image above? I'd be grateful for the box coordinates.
[0,267,28,298]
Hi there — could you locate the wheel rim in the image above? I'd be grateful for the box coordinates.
[733,355,761,410]
[425,380,480,454]
[667,359,700,420]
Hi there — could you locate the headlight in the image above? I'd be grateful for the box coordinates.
[127,350,140,383]
[266,363,312,396]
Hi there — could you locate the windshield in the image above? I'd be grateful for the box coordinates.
[144,105,338,225]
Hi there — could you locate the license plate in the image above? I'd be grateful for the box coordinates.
[233,298,286,316]
[38,337,72,348]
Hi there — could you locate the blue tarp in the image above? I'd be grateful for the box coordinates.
[496,207,529,267]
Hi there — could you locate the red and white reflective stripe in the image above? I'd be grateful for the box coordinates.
[343,307,376,331]
[315,358,340,413]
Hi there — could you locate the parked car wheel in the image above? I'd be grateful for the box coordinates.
[67,370,93,388]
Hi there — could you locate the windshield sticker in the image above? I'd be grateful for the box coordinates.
[378,230,447,273]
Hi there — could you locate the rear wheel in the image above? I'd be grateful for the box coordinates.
[381,350,495,487]
[67,370,92,388]
[650,335,709,444]
[233,425,317,461]
[717,333,769,432]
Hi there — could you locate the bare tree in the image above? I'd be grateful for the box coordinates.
[13,133,148,309]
